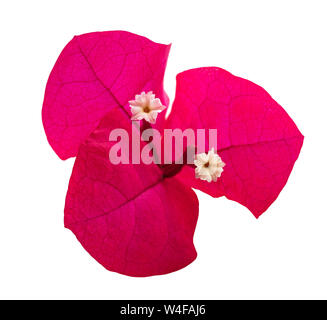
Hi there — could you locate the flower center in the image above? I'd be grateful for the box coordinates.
[204,161,210,168]
[143,105,151,113]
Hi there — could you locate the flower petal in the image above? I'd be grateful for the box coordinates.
[130,106,143,115]
[196,153,209,164]
[147,111,158,124]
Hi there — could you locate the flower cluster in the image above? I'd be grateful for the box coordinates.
[42,31,303,277]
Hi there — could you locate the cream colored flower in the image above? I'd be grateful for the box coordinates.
[129,91,166,124]
[194,148,225,182]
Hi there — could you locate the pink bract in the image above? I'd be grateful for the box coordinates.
[42,31,170,160]
[166,67,304,218]
[64,108,199,277]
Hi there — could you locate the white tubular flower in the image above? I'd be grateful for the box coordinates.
[129,91,166,124]
[194,148,225,183]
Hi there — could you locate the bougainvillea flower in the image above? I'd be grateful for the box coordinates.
[194,148,225,182]
[64,108,198,277]
[166,67,304,218]
[129,91,166,123]
[42,31,303,276]
[42,31,170,160]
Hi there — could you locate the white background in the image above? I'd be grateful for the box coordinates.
[0,0,326,300]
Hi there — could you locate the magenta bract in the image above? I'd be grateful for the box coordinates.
[42,31,170,160]
[65,108,198,276]
[166,67,304,217]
